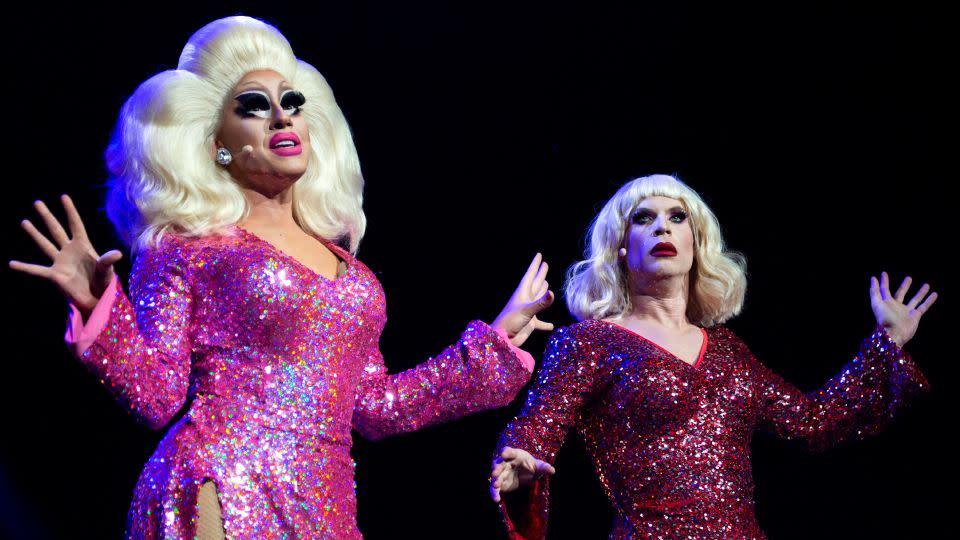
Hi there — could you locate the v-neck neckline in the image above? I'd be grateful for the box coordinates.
[232,225,350,284]
[597,320,709,370]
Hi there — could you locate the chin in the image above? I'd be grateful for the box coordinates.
[270,159,308,176]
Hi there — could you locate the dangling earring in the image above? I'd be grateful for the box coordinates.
[618,247,627,257]
[215,147,233,166]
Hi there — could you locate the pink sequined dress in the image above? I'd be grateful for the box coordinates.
[64,226,534,539]
[496,319,930,539]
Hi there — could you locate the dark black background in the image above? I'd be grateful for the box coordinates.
[1,1,952,538]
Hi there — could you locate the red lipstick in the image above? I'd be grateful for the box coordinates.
[650,242,677,257]
[269,132,302,156]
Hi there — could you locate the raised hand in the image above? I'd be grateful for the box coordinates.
[9,194,123,317]
[489,446,556,503]
[492,253,555,347]
[870,271,937,348]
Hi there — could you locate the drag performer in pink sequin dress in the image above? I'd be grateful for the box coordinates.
[490,174,935,539]
[11,16,554,539]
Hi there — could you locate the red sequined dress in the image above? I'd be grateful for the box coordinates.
[496,319,930,539]
[64,226,533,539]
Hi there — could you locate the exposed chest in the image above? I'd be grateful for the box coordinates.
[244,229,344,281]
[187,240,385,352]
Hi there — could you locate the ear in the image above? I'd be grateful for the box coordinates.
[210,138,223,159]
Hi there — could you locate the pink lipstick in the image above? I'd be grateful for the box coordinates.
[269,132,302,156]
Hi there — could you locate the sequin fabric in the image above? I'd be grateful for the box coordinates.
[70,226,531,539]
[496,319,930,539]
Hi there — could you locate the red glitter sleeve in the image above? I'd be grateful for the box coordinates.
[495,326,602,540]
[750,325,931,452]
[70,236,194,430]
[352,320,533,441]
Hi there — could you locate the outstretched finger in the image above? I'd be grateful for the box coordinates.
[94,252,122,289]
[915,291,938,315]
[893,276,913,303]
[61,194,90,241]
[21,219,59,260]
[33,200,71,247]
[906,283,930,309]
[501,447,519,460]
[8,260,52,279]
[534,318,554,332]
[869,276,882,303]
[880,272,892,300]
[519,253,543,292]
[98,250,124,267]
[530,261,549,295]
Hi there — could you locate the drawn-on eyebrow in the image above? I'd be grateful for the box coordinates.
[236,80,292,91]
[635,206,686,214]
[234,89,268,97]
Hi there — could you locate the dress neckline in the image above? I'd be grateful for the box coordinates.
[231,225,351,284]
[596,320,709,370]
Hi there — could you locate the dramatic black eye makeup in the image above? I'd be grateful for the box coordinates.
[631,207,688,225]
[280,90,306,114]
[233,89,306,119]
[234,91,272,119]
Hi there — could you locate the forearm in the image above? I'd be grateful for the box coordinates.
[353,320,531,440]
[65,273,120,357]
[758,325,930,452]
[67,278,190,429]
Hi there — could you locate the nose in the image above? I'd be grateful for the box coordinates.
[270,106,292,130]
[653,215,672,236]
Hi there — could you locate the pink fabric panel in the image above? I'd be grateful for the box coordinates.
[64,273,120,358]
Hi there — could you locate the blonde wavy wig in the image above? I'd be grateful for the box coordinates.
[564,174,747,327]
[105,16,366,253]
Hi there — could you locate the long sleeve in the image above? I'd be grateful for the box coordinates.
[65,273,121,357]
[752,325,931,453]
[351,320,533,441]
[63,236,194,430]
[495,325,601,540]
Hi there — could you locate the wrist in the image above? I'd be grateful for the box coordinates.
[880,325,906,348]
[71,296,96,322]
[491,314,509,335]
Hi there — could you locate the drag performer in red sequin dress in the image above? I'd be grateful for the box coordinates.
[9,16,555,539]
[490,174,935,539]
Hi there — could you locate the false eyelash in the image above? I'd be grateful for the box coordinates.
[632,210,688,224]
[234,92,272,118]
[280,91,307,113]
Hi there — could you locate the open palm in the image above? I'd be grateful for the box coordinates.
[9,195,123,316]
[870,271,937,348]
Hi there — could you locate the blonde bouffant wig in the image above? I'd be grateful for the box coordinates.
[564,174,747,327]
[105,16,366,254]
